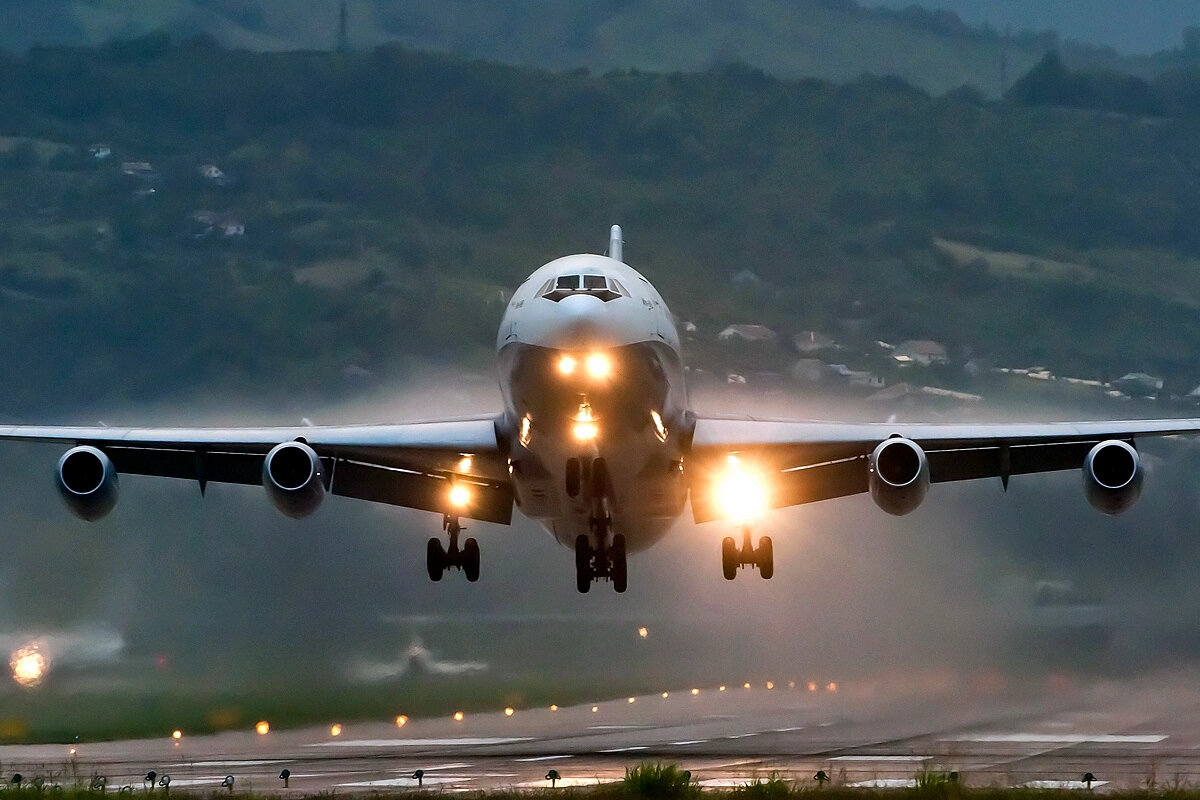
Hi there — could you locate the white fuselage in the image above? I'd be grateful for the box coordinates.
[496,254,691,552]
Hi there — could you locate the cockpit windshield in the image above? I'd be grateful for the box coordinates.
[539,274,629,302]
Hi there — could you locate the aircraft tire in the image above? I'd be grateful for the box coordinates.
[575,535,591,593]
[463,537,480,582]
[758,536,773,580]
[427,537,446,582]
[721,537,738,580]
[611,534,627,593]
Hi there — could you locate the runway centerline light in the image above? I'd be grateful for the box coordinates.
[330,723,342,736]
[504,707,515,717]
[454,711,465,722]
[395,715,408,727]
[255,721,270,735]
[586,353,611,379]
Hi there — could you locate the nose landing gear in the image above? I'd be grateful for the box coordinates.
[721,524,773,580]
[575,531,627,593]
[427,514,481,582]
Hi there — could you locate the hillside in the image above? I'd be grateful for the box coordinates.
[0,0,1108,97]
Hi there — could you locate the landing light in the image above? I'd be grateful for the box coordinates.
[449,484,471,509]
[586,353,611,379]
[10,646,47,688]
[650,410,667,442]
[573,402,599,441]
[715,456,768,521]
[558,355,577,376]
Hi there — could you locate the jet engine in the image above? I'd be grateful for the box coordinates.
[56,445,118,521]
[263,441,325,518]
[1082,439,1142,515]
[869,437,930,516]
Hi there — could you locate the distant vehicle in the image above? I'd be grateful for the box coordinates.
[7,226,1196,592]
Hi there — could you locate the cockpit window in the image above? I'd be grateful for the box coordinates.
[540,274,624,302]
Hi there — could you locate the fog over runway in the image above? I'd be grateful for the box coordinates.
[4,668,1200,793]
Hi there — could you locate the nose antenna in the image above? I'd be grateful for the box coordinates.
[608,224,623,262]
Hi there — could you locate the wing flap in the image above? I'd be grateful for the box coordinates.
[331,459,513,525]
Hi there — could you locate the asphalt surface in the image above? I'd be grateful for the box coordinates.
[3,669,1199,793]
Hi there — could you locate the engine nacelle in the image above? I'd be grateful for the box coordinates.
[56,445,118,521]
[1083,439,1142,515]
[869,437,930,516]
[263,441,325,519]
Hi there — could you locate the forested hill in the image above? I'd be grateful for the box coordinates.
[0,0,1185,98]
[3,39,1200,415]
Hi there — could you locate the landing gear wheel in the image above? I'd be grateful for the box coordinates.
[721,536,738,580]
[758,536,773,580]
[426,537,446,582]
[611,534,628,593]
[575,535,592,594]
[463,537,480,582]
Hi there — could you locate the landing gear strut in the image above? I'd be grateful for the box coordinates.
[721,524,772,580]
[427,515,480,582]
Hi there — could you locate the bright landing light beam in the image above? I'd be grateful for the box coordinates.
[715,456,769,521]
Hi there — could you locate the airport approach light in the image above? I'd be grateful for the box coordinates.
[591,706,599,713]
[766,681,775,690]
[557,355,577,376]
[691,688,700,695]
[172,730,182,740]
[827,682,838,692]
[330,724,342,736]
[395,715,408,727]
[716,456,768,521]
[449,483,471,509]
[255,721,270,735]
[586,352,611,379]
[627,696,636,704]
[68,748,76,756]
[504,707,515,717]
[719,685,726,692]
[10,645,47,687]
[454,711,465,722]
[808,682,818,692]
[550,704,558,712]
[788,681,796,689]
[743,682,751,689]
[638,626,649,639]
[662,692,669,699]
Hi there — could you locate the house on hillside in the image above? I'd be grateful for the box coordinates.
[893,339,948,366]
[790,358,826,382]
[718,324,776,343]
[1113,372,1163,395]
[792,330,838,353]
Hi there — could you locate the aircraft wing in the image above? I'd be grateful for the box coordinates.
[687,417,1200,522]
[0,417,514,524]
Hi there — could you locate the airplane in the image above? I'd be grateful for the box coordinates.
[11,225,1200,593]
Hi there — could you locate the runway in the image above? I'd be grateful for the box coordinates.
[3,668,1200,793]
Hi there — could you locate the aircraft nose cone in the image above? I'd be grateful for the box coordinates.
[547,294,622,349]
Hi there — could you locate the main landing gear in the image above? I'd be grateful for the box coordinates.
[722,524,773,580]
[427,515,480,583]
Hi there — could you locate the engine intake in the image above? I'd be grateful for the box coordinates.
[56,445,118,521]
[263,441,325,518]
[1083,439,1142,515]
[869,437,930,516]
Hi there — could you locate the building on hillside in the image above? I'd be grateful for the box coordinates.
[790,358,826,382]
[792,330,838,353]
[1113,372,1163,395]
[893,339,948,365]
[718,324,776,343]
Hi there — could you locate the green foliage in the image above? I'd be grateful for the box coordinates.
[731,775,793,800]
[620,763,698,799]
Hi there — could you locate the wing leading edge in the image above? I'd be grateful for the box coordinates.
[687,417,1200,523]
[0,417,514,524]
